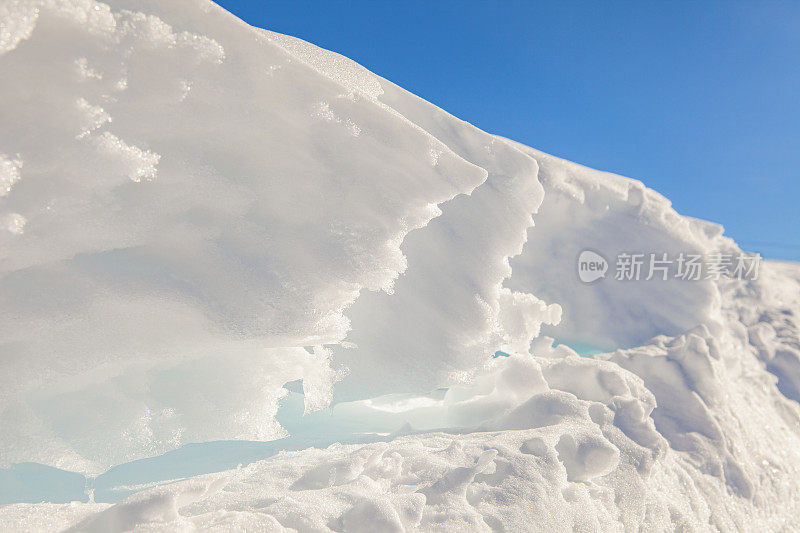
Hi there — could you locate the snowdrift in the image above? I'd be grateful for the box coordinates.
[2,1,800,531]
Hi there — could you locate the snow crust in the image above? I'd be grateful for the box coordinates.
[2,1,800,531]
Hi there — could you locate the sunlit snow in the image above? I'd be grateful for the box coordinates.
[2,1,800,531]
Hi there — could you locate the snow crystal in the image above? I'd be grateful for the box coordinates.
[4,212,26,234]
[0,1,39,55]
[75,97,112,138]
[0,153,22,196]
[75,56,103,80]
[94,131,160,181]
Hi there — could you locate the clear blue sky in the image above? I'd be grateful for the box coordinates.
[217,0,800,261]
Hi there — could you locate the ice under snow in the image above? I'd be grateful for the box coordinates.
[1,1,800,531]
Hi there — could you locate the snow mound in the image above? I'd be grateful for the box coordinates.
[2,1,800,531]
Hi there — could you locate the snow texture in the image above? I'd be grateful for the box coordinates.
[2,1,800,531]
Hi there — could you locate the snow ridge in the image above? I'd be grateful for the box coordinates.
[2,1,800,532]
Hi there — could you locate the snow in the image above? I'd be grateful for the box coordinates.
[2,1,800,531]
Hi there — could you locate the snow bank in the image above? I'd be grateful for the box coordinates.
[2,1,800,531]
[0,0,486,471]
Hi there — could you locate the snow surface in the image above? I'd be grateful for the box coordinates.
[1,1,800,531]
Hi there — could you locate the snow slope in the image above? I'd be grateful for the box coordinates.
[2,1,800,531]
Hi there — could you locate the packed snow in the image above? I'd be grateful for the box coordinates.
[1,1,800,531]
